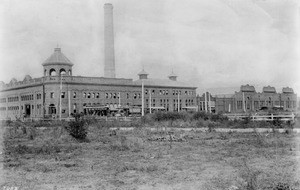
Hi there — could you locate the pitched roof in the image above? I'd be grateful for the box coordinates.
[42,48,73,66]
[133,78,196,88]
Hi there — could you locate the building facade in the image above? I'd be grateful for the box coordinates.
[197,84,297,114]
[0,48,196,120]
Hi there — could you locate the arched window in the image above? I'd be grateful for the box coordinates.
[68,70,72,76]
[49,68,56,76]
[60,68,66,75]
[44,69,47,76]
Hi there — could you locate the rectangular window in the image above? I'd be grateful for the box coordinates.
[237,101,243,109]
[61,92,65,98]
[73,92,76,98]
[50,92,54,98]
[254,101,259,109]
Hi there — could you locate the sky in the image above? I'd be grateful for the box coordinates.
[0,0,299,95]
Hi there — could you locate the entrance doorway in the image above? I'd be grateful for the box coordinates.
[25,104,31,117]
[49,104,56,115]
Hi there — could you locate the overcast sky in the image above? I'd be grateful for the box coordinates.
[0,0,299,94]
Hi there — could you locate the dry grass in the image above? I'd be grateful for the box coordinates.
[1,120,299,190]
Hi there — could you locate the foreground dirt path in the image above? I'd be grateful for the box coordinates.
[1,125,300,190]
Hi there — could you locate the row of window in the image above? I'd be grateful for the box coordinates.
[8,106,19,111]
[21,94,34,101]
[0,94,41,103]
[8,96,19,102]
[236,100,297,109]
[144,89,194,96]
[49,90,195,100]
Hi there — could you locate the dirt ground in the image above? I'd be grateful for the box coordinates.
[1,124,300,190]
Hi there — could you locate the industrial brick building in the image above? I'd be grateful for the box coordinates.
[197,84,297,114]
[0,3,196,120]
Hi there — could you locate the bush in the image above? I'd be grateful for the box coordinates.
[66,120,88,141]
[192,111,210,120]
[207,123,216,132]
[152,112,189,122]
[211,113,228,122]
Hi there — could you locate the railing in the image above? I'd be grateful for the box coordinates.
[224,113,295,121]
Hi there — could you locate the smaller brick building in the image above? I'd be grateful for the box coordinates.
[197,84,297,114]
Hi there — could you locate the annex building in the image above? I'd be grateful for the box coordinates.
[0,3,197,120]
[197,84,297,114]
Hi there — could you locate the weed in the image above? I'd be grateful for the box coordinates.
[116,164,159,173]
[207,123,216,133]
[238,158,262,190]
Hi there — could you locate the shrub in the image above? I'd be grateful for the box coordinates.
[5,119,12,126]
[66,120,88,141]
[192,111,210,120]
[152,112,189,122]
[272,117,283,128]
[207,123,216,133]
[211,113,228,122]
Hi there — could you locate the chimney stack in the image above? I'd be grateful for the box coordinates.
[104,3,115,78]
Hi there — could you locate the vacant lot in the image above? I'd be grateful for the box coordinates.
[1,120,300,190]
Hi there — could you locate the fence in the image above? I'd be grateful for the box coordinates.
[224,113,295,122]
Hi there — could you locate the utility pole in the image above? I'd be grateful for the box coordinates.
[177,91,180,112]
[208,92,211,113]
[149,89,152,114]
[118,92,121,107]
[204,91,207,113]
[59,74,63,121]
[141,80,144,116]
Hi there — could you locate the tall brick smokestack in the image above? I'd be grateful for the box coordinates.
[104,3,115,78]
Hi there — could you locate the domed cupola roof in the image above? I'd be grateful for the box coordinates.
[168,70,177,81]
[138,69,148,76]
[42,48,73,66]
